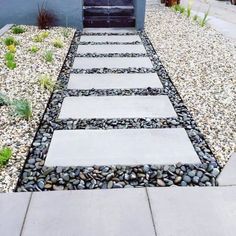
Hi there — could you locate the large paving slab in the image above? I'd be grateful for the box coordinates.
[68,73,163,89]
[80,35,142,43]
[72,57,153,69]
[148,187,236,236]
[44,128,200,167]
[22,189,155,236]
[83,27,136,34]
[0,192,31,236]
[59,96,176,119]
[77,44,146,54]
[217,153,236,186]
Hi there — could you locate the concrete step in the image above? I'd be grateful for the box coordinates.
[73,57,153,69]
[80,35,141,43]
[83,27,136,33]
[59,96,176,119]
[77,44,146,54]
[44,128,200,167]
[68,73,163,89]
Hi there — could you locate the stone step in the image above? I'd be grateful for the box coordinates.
[80,35,141,43]
[83,27,136,33]
[73,57,153,69]
[59,96,177,119]
[77,44,146,54]
[68,73,163,89]
[44,128,200,167]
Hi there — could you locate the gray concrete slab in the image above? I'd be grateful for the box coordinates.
[22,189,155,236]
[59,96,176,119]
[77,44,146,54]
[72,57,153,69]
[0,24,13,36]
[217,153,236,186]
[68,73,163,89]
[0,192,31,236]
[80,35,142,43]
[148,186,236,236]
[83,28,136,34]
[44,128,200,167]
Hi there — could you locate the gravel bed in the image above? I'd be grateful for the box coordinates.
[0,25,75,192]
[145,4,236,166]
[16,31,220,192]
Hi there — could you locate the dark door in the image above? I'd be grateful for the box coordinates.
[83,0,135,28]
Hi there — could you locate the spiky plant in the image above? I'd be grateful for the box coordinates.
[12,26,26,34]
[38,75,55,92]
[0,147,12,167]
[12,99,32,120]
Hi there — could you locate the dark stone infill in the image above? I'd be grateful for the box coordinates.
[16,31,220,192]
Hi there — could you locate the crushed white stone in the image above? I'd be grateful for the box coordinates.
[0,25,75,192]
[145,4,236,166]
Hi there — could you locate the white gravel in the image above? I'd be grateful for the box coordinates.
[145,5,236,166]
[0,25,75,192]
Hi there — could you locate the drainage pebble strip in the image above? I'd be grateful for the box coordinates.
[16,31,220,192]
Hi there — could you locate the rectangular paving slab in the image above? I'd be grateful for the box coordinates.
[83,28,136,33]
[80,35,142,43]
[77,44,146,54]
[148,187,236,236]
[59,96,177,119]
[68,73,163,89]
[0,192,31,236]
[72,57,153,69]
[22,189,155,236]
[44,128,200,167]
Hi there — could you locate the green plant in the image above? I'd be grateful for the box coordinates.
[0,147,12,167]
[29,46,40,53]
[53,39,63,48]
[38,75,55,91]
[4,37,17,46]
[6,60,16,70]
[186,0,193,18]
[33,35,44,42]
[172,4,185,14]
[199,6,210,27]
[12,26,25,34]
[5,52,15,61]
[62,28,70,38]
[44,51,53,62]
[0,93,10,106]
[193,14,199,21]
[179,5,186,14]
[40,31,50,39]
[12,99,32,120]
[7,44,16,53]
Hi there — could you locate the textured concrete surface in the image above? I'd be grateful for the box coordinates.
[0,192,31,236]
[77,44,147,54]
[22,188,155,236]
[45,128,200,166]
[59,96,176,119]
[73,57,153,69]
[217,153,236,186]
[83,28,137,33]
[80,35,142,43]
[68,73,163,89]
[0,24,13,36]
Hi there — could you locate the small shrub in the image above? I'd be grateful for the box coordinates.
[38,75,55,92]
[29,46,40,53]
[12,99,32,120]
[33,35,44,43]
[0,93,10,106]
[6,61,16,70]
[40,31,50,39]
[4,37,17,46]
[7,44,16,53]
[12,26,25,34]
[53,39,63,48]
[37,0,57,29]
[0,147,12,167]
[5,52,15,61]
[44,51,53,62]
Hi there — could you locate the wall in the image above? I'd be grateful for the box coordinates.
[0,0,83,29]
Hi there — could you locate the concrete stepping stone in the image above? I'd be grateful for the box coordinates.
[68,73,163,90]
[83,27,136,34]
[217,153,236,186]
[22,188,155,236]
[80,35,141,43]
[73,57,153,69]
[44,128,200,167]
[148,187,236,236]
[59,96,177,119]
[77,44,146,54]
[0,192,31,236]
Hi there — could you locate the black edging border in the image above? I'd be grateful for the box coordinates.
[16,30,221,192]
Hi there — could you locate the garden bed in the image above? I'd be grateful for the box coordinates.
[145,4,236,166]
[0,25,75,192]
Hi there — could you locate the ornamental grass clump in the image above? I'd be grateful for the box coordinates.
[199,6,210,27]
[0,92,10,106]
[53,39,63,48]
[4,37,18,46]
[29,45,40,53]
[12,99,32,121]
[44,51,53,62]
[4,52,16,70]
[0,147,12,167]
[38,75,55,92]
[12,26,26,34]
[7,44,16,53]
